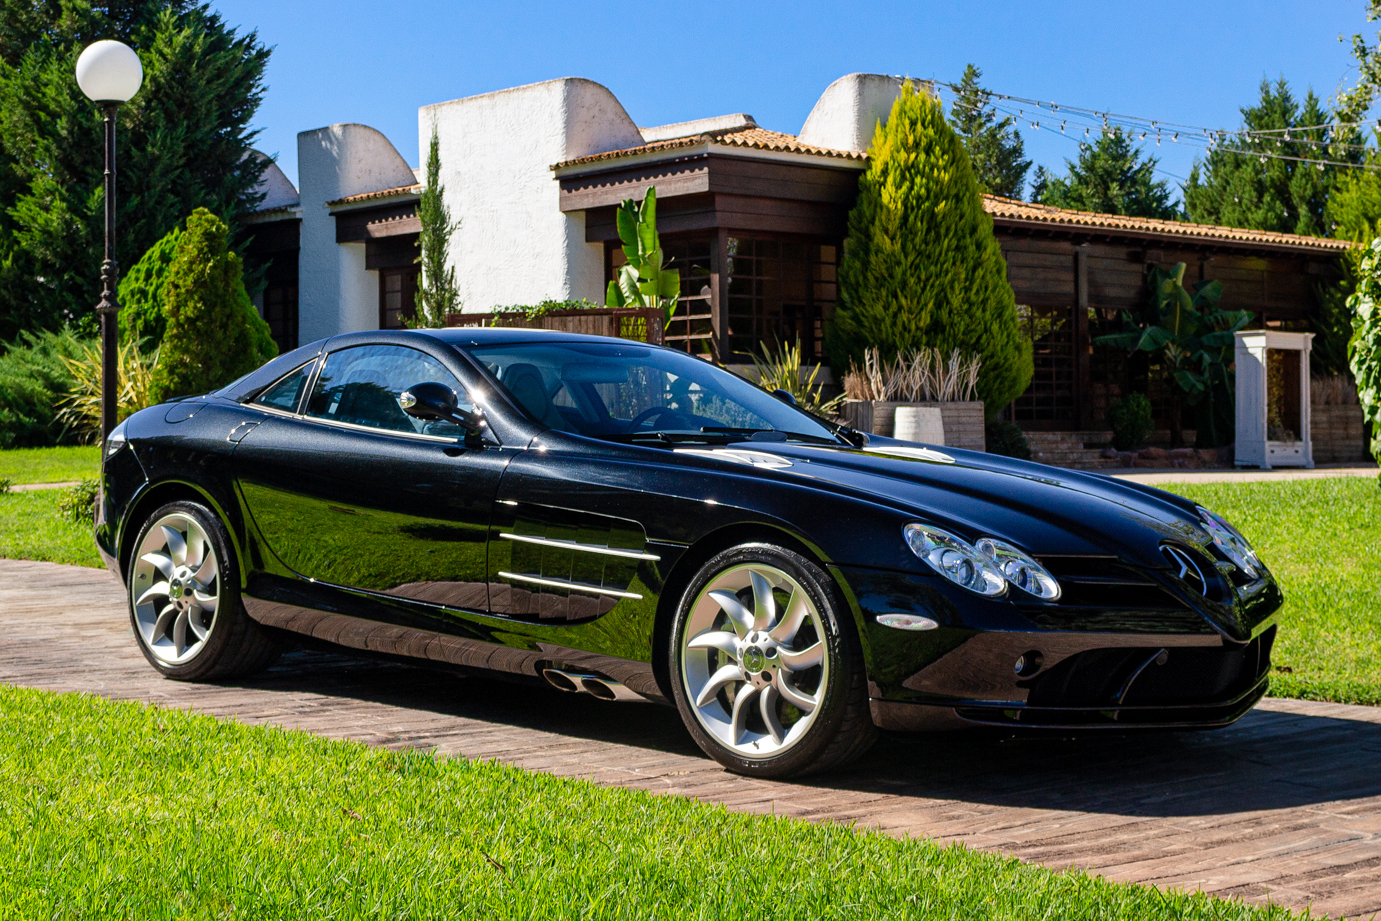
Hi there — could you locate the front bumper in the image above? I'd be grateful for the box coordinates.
[834,561,1280,732]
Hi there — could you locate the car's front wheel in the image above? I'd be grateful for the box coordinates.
[669,543,876,778]
[127,500,281,680]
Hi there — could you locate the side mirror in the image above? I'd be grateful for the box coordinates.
[400,381,486,435]
[771,388,798,407]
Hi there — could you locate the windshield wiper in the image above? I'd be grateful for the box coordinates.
[607,430,739,446]
[700,426,837,445]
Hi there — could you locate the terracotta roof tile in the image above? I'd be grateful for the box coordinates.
[327,183,421,207]
[552,128,863,170]
[982,195,1351,253]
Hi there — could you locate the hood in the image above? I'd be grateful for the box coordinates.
[681,439,1210,569]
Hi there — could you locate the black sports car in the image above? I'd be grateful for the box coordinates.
[97,328,1282,778]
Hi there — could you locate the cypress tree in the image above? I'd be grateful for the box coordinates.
[150,208,274,402]
[412,125,459,328]
[118,226,182,348]
[829,83,1032,414]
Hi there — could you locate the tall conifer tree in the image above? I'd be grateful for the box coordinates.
[1183,79,1356,236]
[947,64,1031,199]
[0,1,270,341]
[829,83,1032,413]
[1033,129,1178,219]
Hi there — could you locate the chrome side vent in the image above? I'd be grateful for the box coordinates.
[1161,544,1209,597]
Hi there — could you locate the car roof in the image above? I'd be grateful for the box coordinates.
[418,326,634,347]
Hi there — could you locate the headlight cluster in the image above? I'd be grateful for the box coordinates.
[103,420,127,460]
[903,524,1061,600]
[1197,506,1262,579]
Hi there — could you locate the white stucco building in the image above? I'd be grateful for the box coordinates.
[245,73,906,362]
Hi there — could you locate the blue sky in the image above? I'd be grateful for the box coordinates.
[210,0,1373,200]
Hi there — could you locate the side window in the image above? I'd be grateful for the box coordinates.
[253,360,315,413]
[304,345,473,437]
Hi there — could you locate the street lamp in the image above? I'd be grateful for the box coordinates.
[75,40,143,441]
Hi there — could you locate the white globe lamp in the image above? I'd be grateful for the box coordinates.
[75,39,143,440]
[75,40,143,103]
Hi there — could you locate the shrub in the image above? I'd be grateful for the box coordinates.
[1108,392,1155,451]
[829,82,1032,416]
[985,418,1031,460]
[0,478,10,495]
[1347,238,1381,471]
[0,329,85,448]
[57,478,99,525]
[491,298,601,319]
[118,226,182,348]
[842,347,980,402]
[150,209,276,403]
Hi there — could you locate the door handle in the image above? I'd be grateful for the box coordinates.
[227,421,262,444]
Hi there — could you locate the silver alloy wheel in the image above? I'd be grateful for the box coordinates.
[130,513,220,666]
[680,564,828,759]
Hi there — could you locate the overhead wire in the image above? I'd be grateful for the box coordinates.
[937,82,1380,172]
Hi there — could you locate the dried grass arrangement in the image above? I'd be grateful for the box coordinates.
[842,347,982,403]
[1311,374,1360,406]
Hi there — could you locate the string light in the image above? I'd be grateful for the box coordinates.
[935,79,1381,173]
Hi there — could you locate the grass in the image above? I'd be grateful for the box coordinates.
[0,444,99,485]
[0,683,1305,920]
[0,488,102,568]
[1162,477,1381,707]
[1,473,1378,707]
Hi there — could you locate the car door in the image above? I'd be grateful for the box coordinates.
[233,342,510,613]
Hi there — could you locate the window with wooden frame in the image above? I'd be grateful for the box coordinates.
[1012,303,1077,424]
[724,236,836,364]
[379,266,419,330]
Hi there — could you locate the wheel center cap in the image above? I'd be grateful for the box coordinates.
[742,646,765,673]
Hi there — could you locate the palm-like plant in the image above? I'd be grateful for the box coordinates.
[56,339,159,443]
[750,338,844,418]
[1095,263,1251,448]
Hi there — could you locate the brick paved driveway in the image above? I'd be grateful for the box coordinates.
[2,558,1379,917]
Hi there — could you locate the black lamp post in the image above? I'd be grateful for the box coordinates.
[75,40,143,441]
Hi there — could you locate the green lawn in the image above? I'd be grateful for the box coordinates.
[0,684,1304,920]
[1162,477,1381,706]
[0,488,101,567]
[0,444,99,485]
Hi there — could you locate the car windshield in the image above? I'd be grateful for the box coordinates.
[464,341,843,445]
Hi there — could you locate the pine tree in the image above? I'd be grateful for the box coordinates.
[149,208,274,402]
[0,1,271,342]
[1034,128,1178,218]
[947,64,1031,199]
[1183,79,1357,236]
[829,83,1033,413]
[411,126,459,329]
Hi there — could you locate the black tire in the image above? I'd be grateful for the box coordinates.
[126,500,281,681]
[668,543,876,778]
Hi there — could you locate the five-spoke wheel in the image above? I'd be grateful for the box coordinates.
[671,544,875,778]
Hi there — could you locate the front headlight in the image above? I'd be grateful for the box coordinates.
[1197,506,1261,579]
[103,420,127,460]
[903,524,1006,596]
[974,538,1062,600]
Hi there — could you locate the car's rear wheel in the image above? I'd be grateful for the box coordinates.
[128,500,281,680]
[669,544,876,778]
